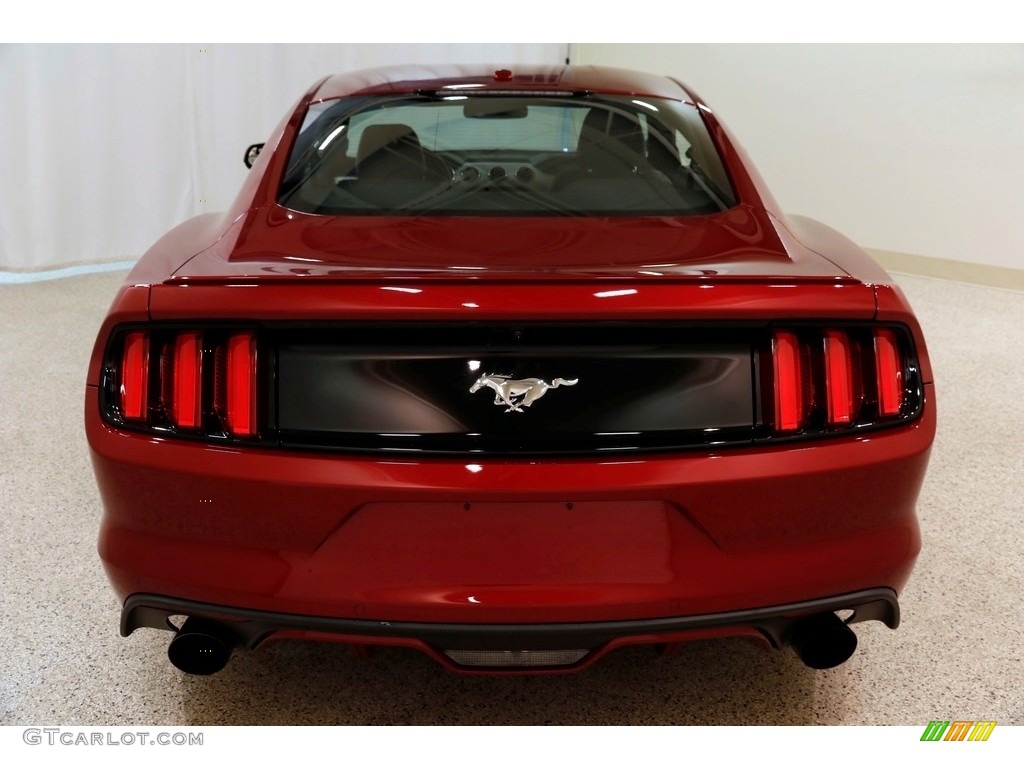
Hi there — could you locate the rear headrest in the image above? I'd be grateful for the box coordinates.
[356,123,421,164]
[579,109,645,158]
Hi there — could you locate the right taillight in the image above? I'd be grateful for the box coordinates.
[769,326,915,436]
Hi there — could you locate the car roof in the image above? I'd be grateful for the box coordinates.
[310,64,696,103]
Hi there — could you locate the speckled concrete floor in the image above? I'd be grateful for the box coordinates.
[1,270,1021,726]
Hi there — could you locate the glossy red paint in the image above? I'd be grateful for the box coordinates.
[86,65,936,674]
[174,206,840,281]
[91,389,932,623]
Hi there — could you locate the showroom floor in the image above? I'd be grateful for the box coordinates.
[1,270,1021,726]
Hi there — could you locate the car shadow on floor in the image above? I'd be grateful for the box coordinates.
[173,637,842,726]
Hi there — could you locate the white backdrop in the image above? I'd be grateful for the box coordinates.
[6,43,1019,275]
[0,44,568,273]
[577,43,1024,271]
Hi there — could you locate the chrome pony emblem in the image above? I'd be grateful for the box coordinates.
[469,374,578,413]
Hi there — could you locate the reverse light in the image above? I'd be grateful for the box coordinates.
[443,649,590,668]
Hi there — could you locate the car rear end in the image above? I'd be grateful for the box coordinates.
[87,269,933,674]
[86,66,935,674]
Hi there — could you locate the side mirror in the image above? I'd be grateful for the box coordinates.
[243,143,265,169]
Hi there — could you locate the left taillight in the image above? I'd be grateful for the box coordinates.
[107,328,260,440]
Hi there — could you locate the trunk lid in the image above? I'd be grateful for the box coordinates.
[169,205,856,283]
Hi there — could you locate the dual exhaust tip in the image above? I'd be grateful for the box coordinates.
[165,611,859,675]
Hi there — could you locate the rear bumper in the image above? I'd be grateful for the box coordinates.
[123,588,899,673]
[89,383,934,628]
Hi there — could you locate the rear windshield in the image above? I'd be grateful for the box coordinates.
[278,94,737,216]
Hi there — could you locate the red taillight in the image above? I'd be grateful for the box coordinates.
[171,332,203,429]
[772,331,804,432]
[119,331,149,421]
[771,326,910,435]
[225,332,258,437]
[111,328,260,437]
[874,329,904,417]
[823,330,857,425]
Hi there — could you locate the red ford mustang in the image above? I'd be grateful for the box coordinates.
[86,64,935,675]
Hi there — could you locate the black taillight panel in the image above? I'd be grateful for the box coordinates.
[100,321,925,455]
